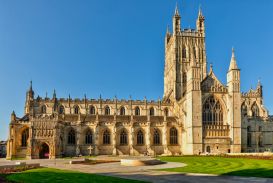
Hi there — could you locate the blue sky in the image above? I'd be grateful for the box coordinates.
[0,0,272,140]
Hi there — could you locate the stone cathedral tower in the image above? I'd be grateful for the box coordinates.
[164,6,207,102]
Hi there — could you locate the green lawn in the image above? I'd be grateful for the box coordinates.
[159,156,273,178]
[4,168,146,183]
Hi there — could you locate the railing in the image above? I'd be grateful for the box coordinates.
[203,123,230,137]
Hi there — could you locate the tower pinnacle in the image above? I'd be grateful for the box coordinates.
[229,47,239,71]
[198,4,203,17]
[175,2,180,16]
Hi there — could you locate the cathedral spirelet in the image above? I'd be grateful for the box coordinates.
[6,5,272,159]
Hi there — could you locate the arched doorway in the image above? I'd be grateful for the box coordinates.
[206,146,211,153]
[39,143,49,159]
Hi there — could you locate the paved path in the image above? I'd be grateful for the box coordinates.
[1,158,273,183]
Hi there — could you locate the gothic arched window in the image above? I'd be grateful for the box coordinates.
[103,130,110,145]
[135,106,140,116]
[21,128,29,147]
[247,126,251,147]
[119,130,127,145]
[182,47,186,58]
[41,105,47,114]
[252,103,259,117]
[68,129,76,145]
[170,127,178,145]
[89,106,96,115]
[105,106,110,115]
[153,129,160,145]
[137,130,144,145]
[202,96,223,124]
[149,107,155,116]
[85,129,93,144]
[120,107,125,116]
[59,105,65,114]
[74,105,80,114]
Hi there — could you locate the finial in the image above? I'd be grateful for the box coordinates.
[99,94,102,100]
[175,2,180,16]
[232,47,235,58]
[198,4,202,16]
[210,63,213,71]
[166,25,170,34]
[12,110,16,115]
[53,89,56,98]
[46,92,48,98]
[30,80,33,90]
[84,94,87,99]
[258,78,262,86]
[129,95,132,100]
[69,94,71,99]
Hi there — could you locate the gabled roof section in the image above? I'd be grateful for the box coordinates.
[14,114,30,122]
[201,66,228,93]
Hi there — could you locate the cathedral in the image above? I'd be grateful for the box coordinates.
[6,6,273,159]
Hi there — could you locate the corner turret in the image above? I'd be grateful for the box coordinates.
[173,4,181,35]
[196,6,205,36]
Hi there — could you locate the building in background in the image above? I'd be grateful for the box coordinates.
[6,5,273,159]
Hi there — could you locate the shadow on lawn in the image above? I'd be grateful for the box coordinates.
[221,168,273,178]
[5,169,145,183]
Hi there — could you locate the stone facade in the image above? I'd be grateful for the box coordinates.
[6,6,273,159]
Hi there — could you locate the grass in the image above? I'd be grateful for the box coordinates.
[159,156,273,178]
[4,167,146,183]
[10,157,27,161]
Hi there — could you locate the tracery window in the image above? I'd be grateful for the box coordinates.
[120,107,125,116]
[170,127,178,145]
[21,129,29,147]
[59,105,65,114]
[252,103,259,117]
[105,106,110,115]
[153,129,160,145]
[135,106,140,116]
[68,129,76,145]
[119,130,127,145]
[85,129,93,144]
[202,96,223,124]
[41,105,47,114]
[89,106,96,115]
[103,130,110,145]
[74,105,80,114]
[149,107,155,116]
[137,130,144,145]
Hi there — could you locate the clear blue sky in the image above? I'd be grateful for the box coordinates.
[0,0,273,140]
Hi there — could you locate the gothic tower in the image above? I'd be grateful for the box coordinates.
[164,5,207,102]
[227,48,241,153]
[25,81,34,115]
